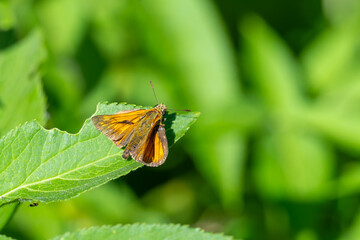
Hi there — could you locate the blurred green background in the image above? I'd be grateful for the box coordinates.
[1,0,360,239]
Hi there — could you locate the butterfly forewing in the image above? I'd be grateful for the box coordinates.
[92,109,147,148]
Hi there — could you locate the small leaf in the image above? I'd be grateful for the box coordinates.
[0,2,14,30]
[51,224,233,240]
[0,103,199,205]
[301,22,360,93]
[240,15,304,110]
[0,30,47,135]
[0,202,19,231]
[0,235,16,240]
[36,0,88,55]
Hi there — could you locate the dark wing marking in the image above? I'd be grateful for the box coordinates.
[92,109,148,148]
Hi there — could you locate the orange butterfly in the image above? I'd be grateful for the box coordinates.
[92,82,188,167]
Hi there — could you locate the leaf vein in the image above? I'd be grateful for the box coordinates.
[1,153,120,198]
[22,132,103,185]
[0,128,41,176]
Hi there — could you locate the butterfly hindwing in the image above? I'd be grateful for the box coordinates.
[131,121,168,166]
[147,124,168,166]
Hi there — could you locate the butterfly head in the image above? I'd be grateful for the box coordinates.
[155,104,167,116]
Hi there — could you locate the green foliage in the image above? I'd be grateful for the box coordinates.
[0,31,46,135]
[238,10,360,240]
[0,235,15,240]
[1,0,360,239]
[0,203,18,230]
[0,2,14,30]
[51,224,233,240]
[0,103,198,205]
[241,16,334,200]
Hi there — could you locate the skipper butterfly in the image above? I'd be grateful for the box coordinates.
[92,82,189,167]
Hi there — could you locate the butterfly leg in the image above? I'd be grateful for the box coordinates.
[122,149,130,159]
[122,143,137,159]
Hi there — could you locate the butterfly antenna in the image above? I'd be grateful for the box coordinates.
[168,108,191,112]
[150,82,190,111]
[150,81,159,105]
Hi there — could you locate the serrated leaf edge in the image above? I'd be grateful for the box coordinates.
[52,223,234,240]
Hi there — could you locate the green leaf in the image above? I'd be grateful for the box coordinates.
[0,2,14,30]
[241,16,334,200]
[0,30,47,135]
[0,103,199,205]
[51,224,233,240]
[89,0,130,60]
[0,202,19,231]
[0,235,16,240]
[241,15,303,110]
[301,22,360,93]
[36,0,88,55]
[335,163,360,197]
[340,209,360,240]
[300,23,360,152]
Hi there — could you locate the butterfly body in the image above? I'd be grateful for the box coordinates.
[92,104,168,167]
